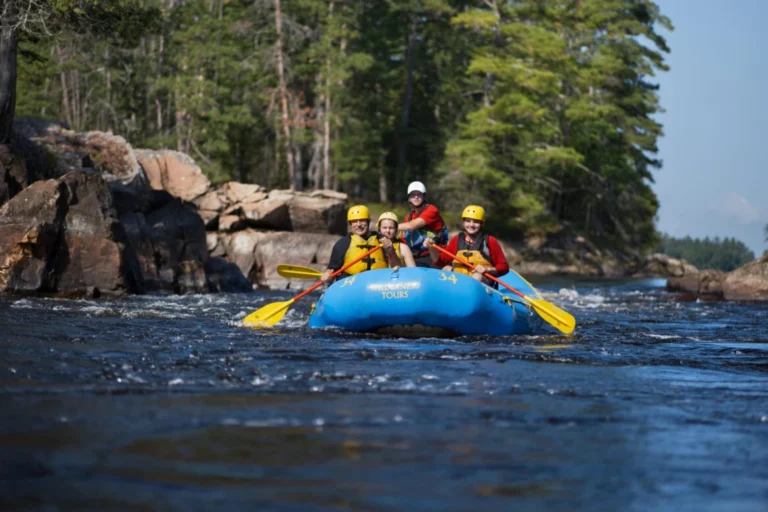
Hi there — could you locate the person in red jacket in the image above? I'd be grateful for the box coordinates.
[397,181,449,267]
[424,205,509,286]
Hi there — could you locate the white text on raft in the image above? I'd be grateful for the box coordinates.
[367,282,421,300]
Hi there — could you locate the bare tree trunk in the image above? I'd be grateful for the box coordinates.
[321,0,335,190]
[73,69,81,130]
[331,35,346,192]
[322,93,331,189]
[175,45,189,153]
[104,47,112,131]
[0,22,18,144]
[376,83,387,202]
[155,98,163,133]
[309,134,323,189]
[57,46,73,128]
[214,0,223,90]
[396,16,417,189]
[55,47,71,128]
[309,75,323,190]
[485,0,501,107]
[332,125,340,191]
[155,0,167,137]
[175,100,188,153]
[378,163,388,202]
[274,0,296,190]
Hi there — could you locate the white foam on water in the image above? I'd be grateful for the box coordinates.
[280,307,307,328]
[581,294,606,304]
[81,305,115,317]
[648,333,681,340]
[247,418,292,428]
[121,309,194,319]
[10,299,35,309]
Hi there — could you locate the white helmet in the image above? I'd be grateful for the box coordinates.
[407,181,427,194]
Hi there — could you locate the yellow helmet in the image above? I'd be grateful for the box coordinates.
[347,205,370,222]
[461,205,486,222]
[377,211,399,230]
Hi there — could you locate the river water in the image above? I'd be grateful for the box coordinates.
[1,278,766,511]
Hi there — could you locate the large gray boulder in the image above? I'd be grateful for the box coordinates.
[0,179,68,292]
[221,229,337,289]
[723,255,768,301]
[633,253,698,278]
[13,121,151,215]
[667,269,725,301]
[135,149,211,203]
[0,173,133,296]
[54,172,128,294]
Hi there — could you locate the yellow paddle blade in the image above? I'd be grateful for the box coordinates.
[276,264,323,280]
[525,295,576,335]
[242,299,295,328]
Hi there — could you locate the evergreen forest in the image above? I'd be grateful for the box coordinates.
[655,234,756,272]
[3,0,673,251]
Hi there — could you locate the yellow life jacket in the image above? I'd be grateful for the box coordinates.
[343,233,387,274]
[452,233,492,276]
[392,241,403,262]
[385,240,404,267]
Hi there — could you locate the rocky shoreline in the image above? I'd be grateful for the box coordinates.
[1,120,766,301]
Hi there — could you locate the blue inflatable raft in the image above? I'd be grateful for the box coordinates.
[308,267,543,336]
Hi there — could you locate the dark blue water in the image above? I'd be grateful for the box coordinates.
[1,278,767,511]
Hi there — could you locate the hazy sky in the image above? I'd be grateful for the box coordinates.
[652,0,767,256]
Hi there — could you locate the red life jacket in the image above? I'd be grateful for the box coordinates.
[404,204,449,256]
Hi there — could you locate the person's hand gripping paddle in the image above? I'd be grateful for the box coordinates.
[243,245,382,328]
[431,245,576,334]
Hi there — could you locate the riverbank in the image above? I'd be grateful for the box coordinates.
[2,120,766,300]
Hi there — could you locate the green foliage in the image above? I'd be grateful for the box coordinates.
[440,0,670,251]
[12,0,675,254]
[764,223,768,256]
[16,34,57,120]
[655,234,755,272]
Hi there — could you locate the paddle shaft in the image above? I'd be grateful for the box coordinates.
[432,244,523,298]
[293,243,382,302]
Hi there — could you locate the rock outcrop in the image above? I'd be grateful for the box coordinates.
[723,255,768,301]
[0,121,252,297]
[515,233,630,277]
[136,149,211,202]
[666,269,725,301]
[664,255,768,302]
[216,230,337,289]
[6,119,765,299]
[0,174,130,296]
[631,253,698,278]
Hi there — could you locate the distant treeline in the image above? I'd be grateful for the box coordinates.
[655,234,755,272]
[5,0,672,251]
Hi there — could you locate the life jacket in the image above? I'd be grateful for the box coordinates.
[453,232,493,276]
[392,241,403,262]
[404,204,449,256]
[385,240,404,267]
[342,233,387,274]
